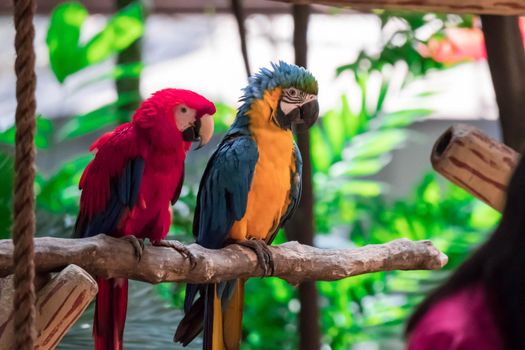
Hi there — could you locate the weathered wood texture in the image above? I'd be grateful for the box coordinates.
[276,0,525,15]
[0,265,97,350]
[431,124,519,212]
[481,16,525,151]
[0,235,447,285]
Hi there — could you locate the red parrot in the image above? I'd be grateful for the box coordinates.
[74,88,216,350]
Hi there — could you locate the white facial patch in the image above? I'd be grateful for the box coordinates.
[174,104,197,131]
[280,92,317,114]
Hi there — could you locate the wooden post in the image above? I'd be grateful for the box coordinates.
[275,0,525,16]
[430,124,519,212]
[0,264,98,350]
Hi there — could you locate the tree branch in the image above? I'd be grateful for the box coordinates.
[0,235,447,285]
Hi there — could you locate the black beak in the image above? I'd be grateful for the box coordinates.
[292,99,319,133]
[182,119,201,142]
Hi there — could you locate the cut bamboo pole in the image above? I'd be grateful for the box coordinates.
[430,124,519,212]
[0,265,98,350]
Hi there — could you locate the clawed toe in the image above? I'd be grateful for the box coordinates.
[121,235,145,262]
[151,239,197,269]
[237,240,274,276]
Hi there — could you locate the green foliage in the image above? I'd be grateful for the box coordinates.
[312,74,431,234]
[37,154,93,215]
[336,175,499,348]
[336,12,474,80]
[0,154,13,238]
[47,1,145,83]
[0,117,54,148]
[56,94,141,141]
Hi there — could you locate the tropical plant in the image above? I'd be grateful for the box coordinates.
[0,5,497,350]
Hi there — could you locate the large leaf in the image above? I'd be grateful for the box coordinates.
[84,3,144,63]
[46,2,88,83]
[47,1,144,83]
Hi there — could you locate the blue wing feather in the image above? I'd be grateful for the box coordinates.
[193,135,258,249]
[184,135,258,313]
[74,158,145,238]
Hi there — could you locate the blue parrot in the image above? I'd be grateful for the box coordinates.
[174,61,319,350]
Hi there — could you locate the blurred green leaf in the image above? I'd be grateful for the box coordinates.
[348,130,408,160]
[0,117,54,149]
[329,157,390,177]
[57,104,120,141]
[321,110,346,158]
[0,153,13,238]
[214,102,236,133]
[340,94,358,138]
[46,2,88,83]
[84,3,144,63]
[47,1,144,83]
[381,109,432,128]
[340,180,386,197]
[74,62,145,90]
[37,154,93,214]
[310,126,332,173]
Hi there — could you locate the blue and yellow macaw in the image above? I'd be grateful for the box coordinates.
[174,61,319,350]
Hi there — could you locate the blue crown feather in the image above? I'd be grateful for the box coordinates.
[229,61,318,135]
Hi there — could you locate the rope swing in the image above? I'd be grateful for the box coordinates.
[11,0,37,348]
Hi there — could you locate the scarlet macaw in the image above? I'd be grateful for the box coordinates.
[174,62,319,350]
[74,88,216,350]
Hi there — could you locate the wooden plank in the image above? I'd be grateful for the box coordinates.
[275,0,525,15]
[0,0,294,15]
[0,265,98,350]
[431,124,519,212]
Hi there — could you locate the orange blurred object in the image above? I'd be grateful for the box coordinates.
[418,17,525,65]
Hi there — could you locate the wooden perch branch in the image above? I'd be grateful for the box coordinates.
[431,124,519,212]
[275,0,525,15]
[0,235,447,285]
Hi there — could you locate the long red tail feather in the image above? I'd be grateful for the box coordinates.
[94,277,128,350]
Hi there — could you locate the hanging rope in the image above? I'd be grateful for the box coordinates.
[12,0,37,348]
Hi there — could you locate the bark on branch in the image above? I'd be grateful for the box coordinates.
[0,235,447,285]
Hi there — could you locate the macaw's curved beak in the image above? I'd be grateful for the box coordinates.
[292,99,319,133]
[182,114,214,149]
[196,114,214,149]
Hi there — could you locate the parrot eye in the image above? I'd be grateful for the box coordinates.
[289,88,297,96]
[176,104,192,116]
